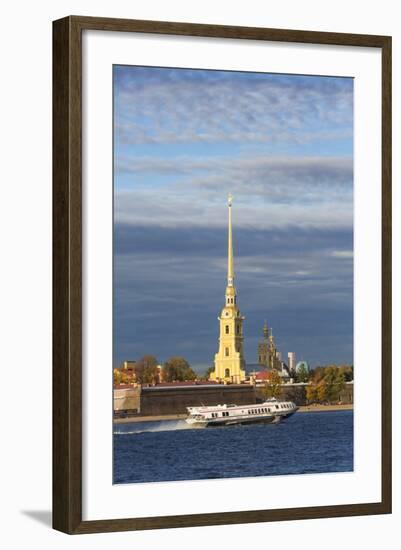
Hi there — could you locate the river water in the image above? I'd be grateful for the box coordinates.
[113,410,353,484]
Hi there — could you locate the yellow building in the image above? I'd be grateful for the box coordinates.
[210,195,246,383]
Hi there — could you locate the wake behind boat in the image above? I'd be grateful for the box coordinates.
[186,398,298,428]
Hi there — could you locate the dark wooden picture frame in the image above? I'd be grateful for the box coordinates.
[53,15,392,534]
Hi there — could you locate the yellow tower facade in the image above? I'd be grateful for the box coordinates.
[210,195,246,383]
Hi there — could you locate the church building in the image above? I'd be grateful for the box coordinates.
[210,195,246,383]
[258,321,282,371]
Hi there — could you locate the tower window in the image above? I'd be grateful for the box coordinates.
[225,368,230,378]
[225,325,229,334]
[236,324,240,335]
[225,347,229,357]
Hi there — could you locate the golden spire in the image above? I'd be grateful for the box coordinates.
[227,193,234,287]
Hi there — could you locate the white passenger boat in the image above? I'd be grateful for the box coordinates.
[186,398,298,427]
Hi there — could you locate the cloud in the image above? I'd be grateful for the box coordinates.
[329,250,354,258]
[115,155,353,230]
[114,67,353,146]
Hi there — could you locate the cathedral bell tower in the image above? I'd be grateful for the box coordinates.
[210,195,246,383]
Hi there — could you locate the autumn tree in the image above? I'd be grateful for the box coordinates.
[305,383,318,403]
[134,355,159,385]
[113,369,122,386]
[338,365,353,382]
[306,364,349,404]
[163,356,197,382]
[262,369,282,399]
[324,367,345,403]
[316,379,328,403]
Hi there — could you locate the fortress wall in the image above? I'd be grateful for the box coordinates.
[140,385,256,416]
[114,387,141,416]
[113,381,354,417]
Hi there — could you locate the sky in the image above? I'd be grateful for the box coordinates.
[113,65,354,373]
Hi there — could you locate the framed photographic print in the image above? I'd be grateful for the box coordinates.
[53,16,392,534]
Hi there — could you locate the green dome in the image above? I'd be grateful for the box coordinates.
[295,361,309,373]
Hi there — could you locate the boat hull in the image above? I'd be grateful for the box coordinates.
[186,409,297,428]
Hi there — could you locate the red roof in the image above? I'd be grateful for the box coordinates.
[254,371,270,380]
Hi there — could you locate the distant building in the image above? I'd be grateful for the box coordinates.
[252,365,291,385]
[257,321,282,371]
[122,360,136,370]
[288,352,296,372]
